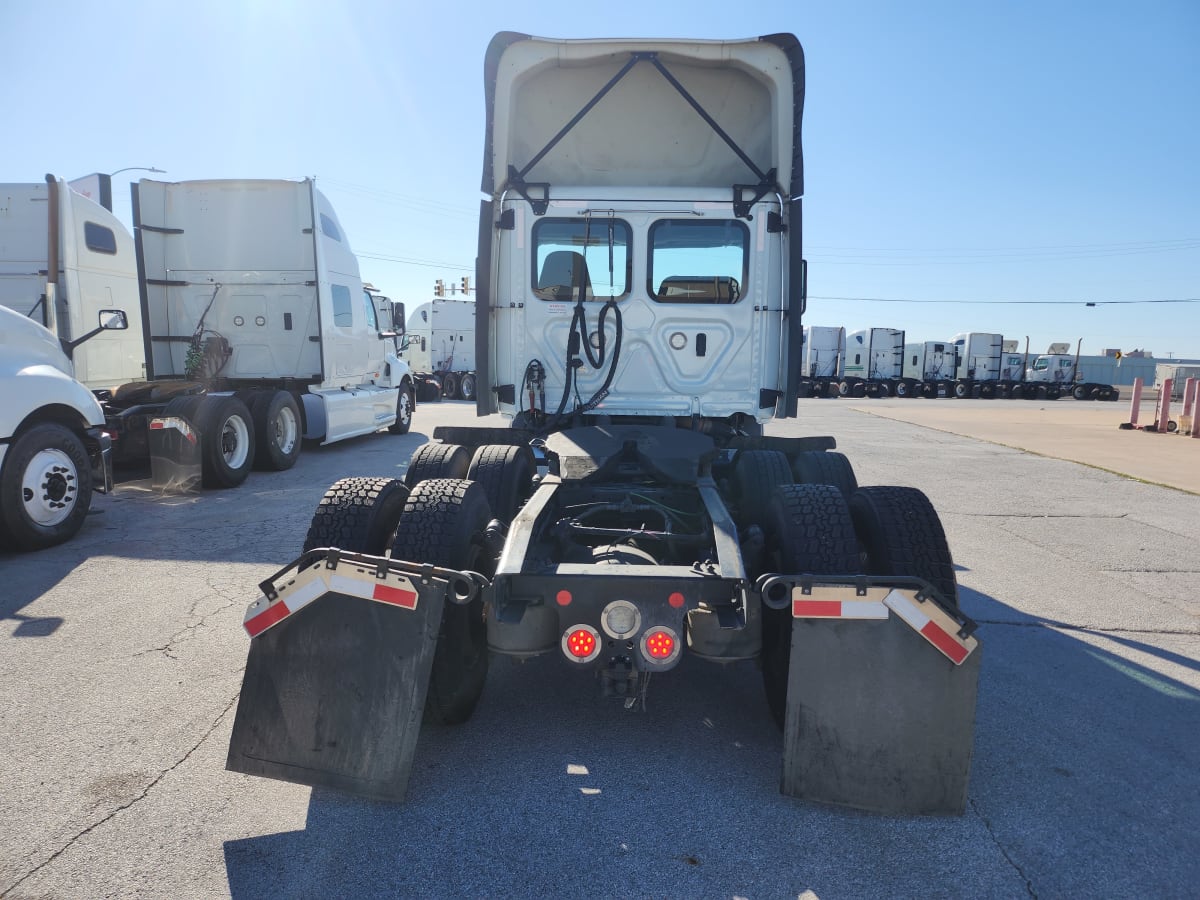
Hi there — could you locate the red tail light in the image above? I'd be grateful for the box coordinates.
[640,627,681,665]
[562,625,601,663]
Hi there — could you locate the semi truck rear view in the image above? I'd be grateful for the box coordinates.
[227,32,981,815]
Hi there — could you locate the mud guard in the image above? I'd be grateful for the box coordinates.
[149,414,202,492]
[226,550,477,802]
[773,579,981,815]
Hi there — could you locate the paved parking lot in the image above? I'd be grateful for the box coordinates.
[2,399,1197,899]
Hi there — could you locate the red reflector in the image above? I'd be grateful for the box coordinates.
[566,628,596,658]
[149,421,164,430]
[668,592,685,609]
[556,590,572,607]
[644,630,674,659]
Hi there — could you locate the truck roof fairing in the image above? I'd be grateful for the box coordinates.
[482,33,804,202]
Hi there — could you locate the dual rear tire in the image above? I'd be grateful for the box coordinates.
[757,478,958,729]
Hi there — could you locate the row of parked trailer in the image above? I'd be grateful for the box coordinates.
[798,326,1120,401]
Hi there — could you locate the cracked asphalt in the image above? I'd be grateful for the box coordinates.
[1,398,1197,899]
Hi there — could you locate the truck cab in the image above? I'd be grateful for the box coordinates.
[476,34,805,431]
[0,305,123,550]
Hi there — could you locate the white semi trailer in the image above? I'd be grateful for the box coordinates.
[0,176,416,490]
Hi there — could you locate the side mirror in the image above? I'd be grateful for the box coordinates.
[391,303,406,335]
[99,309,129,330]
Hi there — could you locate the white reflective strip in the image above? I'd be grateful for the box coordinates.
[842,600,889,619]
[883,589,931,631]
[328,572,375,601]
[279,577,327,616]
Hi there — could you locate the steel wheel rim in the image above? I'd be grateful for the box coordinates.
[21,448,79,526]
[274,406,298,455]
[221,415,251,469]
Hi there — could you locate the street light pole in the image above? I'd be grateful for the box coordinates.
[108,166,166,178]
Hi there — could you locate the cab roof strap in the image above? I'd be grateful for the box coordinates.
[511,51,777,219]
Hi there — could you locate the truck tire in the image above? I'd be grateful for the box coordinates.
[403,442,471,488]
[895,380,910,398]
[467,444,534,522]
[302,476,410,555]
[849,486,959,609]
[1072,384,1088,400]
[441,372,459,400]
[732,449,792,528]
[249,390,302,471]
[0,423,93,552]
[201,396,255,488]
[876,381,891,398]
[790,450,858,499]
[387,383,415,434]
[760,483,861,728]
[459,373,477,402]
[165,395,255,489]
[390,478,491,725]
[954,382,969,399]
[838,381,851,397]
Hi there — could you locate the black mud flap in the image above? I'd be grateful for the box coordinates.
[775,580,981,815]
[226,550,478,802]
[149,413,202,492]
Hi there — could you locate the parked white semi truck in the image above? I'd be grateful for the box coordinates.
[1025,340,1120,400]
[397,297,477,401]
[227,32,981,816]
[903,340,955,397]
[839,327,918,397]
[796,325,844,398]
[948,333,1118,400]
[0,305,125,550]
[0,176,416,491]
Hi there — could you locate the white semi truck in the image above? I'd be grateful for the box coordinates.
[796,325,844,398]
[397,297,477,401]
[227,32,980,816]
[903,340,955,397]
[948,333,1118,400]
[0,176,416,490]
[839,327,918,397]
[0,305,126,550]
[1025,340,1120,400]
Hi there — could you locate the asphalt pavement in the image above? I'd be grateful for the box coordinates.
[1,397,1197,899]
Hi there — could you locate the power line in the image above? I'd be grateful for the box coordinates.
[809,295,1200,306]
[357,251,472,271]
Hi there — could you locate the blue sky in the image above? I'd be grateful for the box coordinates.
[4,0,1197,358]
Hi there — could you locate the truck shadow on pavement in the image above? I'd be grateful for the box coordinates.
[222,586,1200,900]
[0,430,431,631]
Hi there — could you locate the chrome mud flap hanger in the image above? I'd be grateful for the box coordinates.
[505,51,780,219]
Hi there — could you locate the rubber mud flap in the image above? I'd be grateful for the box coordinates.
[149,406,203,492]
[226,583,445,802]
[780,615,981,815]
